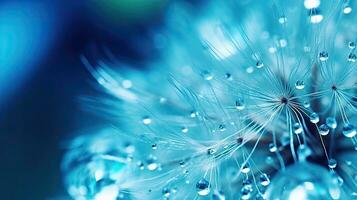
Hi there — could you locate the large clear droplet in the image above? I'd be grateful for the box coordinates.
[319,124,330,136]
[294,123,303,134]
[326,117,337,129]
[260,173,270,186]
[309,112,319,123]
[266,162,341,200]
[235,98,245,110]
[196,178,210,196]
[342,124,356,138]
[319,51,329,61]
[295,80,305,90]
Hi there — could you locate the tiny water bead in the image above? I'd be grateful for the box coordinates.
[309,112,319,124]
[260,173,270,186]
[347,53,356,62]
[310,9,324,24]
[256,61,264,68]
[319,124,330,136]
[202,70,214,80]
[326,117,337,129]
[219,124,226,131]
[342,124,356,138]
[235,98,245,110]
[266,162,341,200]
[278,16,287,24]
[348,41,356,49]
[151,143,157,150]
[269,143,278,152]
[319,51,329,61]
[142,116,152,125]
[162,188,171,198]
[181,127,189,133]
[328,159,337,169]
[293,123,303,134]
[196,178,210,196]
[241,165,251,174]
[295,80,305,90]
[146,156,158,171]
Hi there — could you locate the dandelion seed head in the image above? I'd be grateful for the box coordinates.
[64,0,357,199]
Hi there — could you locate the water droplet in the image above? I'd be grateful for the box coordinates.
[196,178,210,196]
[310,9,323,24]
[246,66,254,73]
[319,51,329,61]
[241,184,252,200]
[328,159,337,169]
[241,165,250,174]
[304,0,320,9]
[181,127,189,133]
[293,123,303,134]
[295,80,305,90]
[343,6,352,14]
[235,98,245,110]
[219,124,226,132]
[179,161,185,168]
[142,116,152,125]
[242,179,253,191]
[309,112,319,123]
[162,188,171,197]
[342,124,356,138]
[151,144,157,150]
[319,124,330,135]
[146,156,158,171]
[303,101,311,108]
[137,161,145,170]
[256,61,264,68]
[279,39,287,48]
[278,16,287,24]
[207,148,216,155]
[260,173,270,186]
[266,162,341,200]
[225,73,232,80]
[348,41,356,49]
[326,117,337,129]
[202,71,213,80]
[190,111,197,118]
[269,143,277,152]
[348,53,356,62]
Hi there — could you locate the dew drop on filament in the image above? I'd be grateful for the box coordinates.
[342,124,356,138]
[196,178,210,196]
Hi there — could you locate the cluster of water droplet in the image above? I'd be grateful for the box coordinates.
[63,0,356,199]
